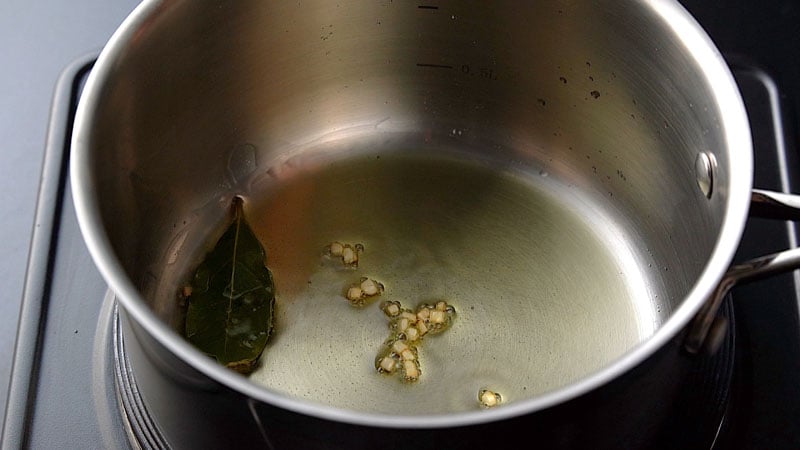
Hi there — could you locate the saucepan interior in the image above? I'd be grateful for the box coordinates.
[72,0,751,419]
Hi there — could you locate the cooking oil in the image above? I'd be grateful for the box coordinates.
[243,151,652,415]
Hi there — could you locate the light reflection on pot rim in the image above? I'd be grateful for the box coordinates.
[69,0,752,429]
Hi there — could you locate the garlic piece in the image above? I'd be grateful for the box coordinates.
[396,317,410,332]
[429,310,446,324]
[381,301,401,317]
[326,242,363,267]
[374,299,457,384]
[360,278,383,296]
[479,389,502,408]
[378,356,397,374]
[392,340,409,355]
[342,246,358,265]
[400,311,417,321]
[346,286,363,302]
[329,241,344,257]
[402,360,420,382]
[404,327,420,342]
[345,278,383,306]
[400,349,416,361]
[416,320,428,336]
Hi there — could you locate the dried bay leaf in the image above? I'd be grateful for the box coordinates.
[184,197,275,374]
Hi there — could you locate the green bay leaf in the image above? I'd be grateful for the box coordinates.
[184,197,275,374]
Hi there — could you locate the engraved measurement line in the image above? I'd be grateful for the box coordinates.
[416,63,453,69]
[417,5,439,9]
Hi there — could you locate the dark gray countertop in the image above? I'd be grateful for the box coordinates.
[0,0,140,429]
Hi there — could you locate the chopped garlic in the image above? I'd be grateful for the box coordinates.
[374,299,456,384]
[402,360,420,382]
[360,278,382,296]
[400,311,416,321]
[392,340,409,355]
[326,242,363,267]
[345,277,383,306]
[329,241,344,257]
[378,356,397,373]
[404,327,420,342]
[397,318,410,332]
[479,389,502,408]
[346,286,363,302]
[342,246,356,264]
[429,310,446,324]
[342,246,357,265]
[381,301,401,317]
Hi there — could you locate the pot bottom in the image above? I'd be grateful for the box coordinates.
[113,293,735,450]
[223,152,657,415]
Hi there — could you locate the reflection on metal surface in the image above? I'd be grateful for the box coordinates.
[246,398,276,450]
[695,152,716,199]
[684,66,800,356]
[750,189,800,222]
[686,243,800,354]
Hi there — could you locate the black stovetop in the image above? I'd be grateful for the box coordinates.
[679,2,800,448]
[3,2,800,449]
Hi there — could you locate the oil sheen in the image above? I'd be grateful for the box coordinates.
[244,152,651,415]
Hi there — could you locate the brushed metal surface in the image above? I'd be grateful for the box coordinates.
[71,0,752,428]
[244,153,653,414]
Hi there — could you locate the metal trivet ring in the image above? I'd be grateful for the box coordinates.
[112,304,171,450]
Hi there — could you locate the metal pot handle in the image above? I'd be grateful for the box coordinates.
[684,189,800,354]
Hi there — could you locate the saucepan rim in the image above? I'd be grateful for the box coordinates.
[70,0,753,429]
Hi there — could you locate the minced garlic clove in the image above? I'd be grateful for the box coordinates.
[360,277,384,296]
[429,309,446,324]
[375,300,456,384]
[404,326,420,342]
[415,301,456,335]
[345,277,384,307]
[396,317,410,332]
[400,311,416,321]
[400,348,416,361]
[328,241,344,257]
[377,356,398,374]
[478,389,502,408]
[346,286,363,302]
[342,246,357,265]
[325,242,363,268]
[391,339,409,355]
[416,320,428,336]
[380,301,401,317]
[402,360,420,382]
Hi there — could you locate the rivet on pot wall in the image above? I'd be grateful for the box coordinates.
[695,152,717,199]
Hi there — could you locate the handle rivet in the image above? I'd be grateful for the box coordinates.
[695,152,716,199]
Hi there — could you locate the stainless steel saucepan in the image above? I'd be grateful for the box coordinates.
[70,0,800,448]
